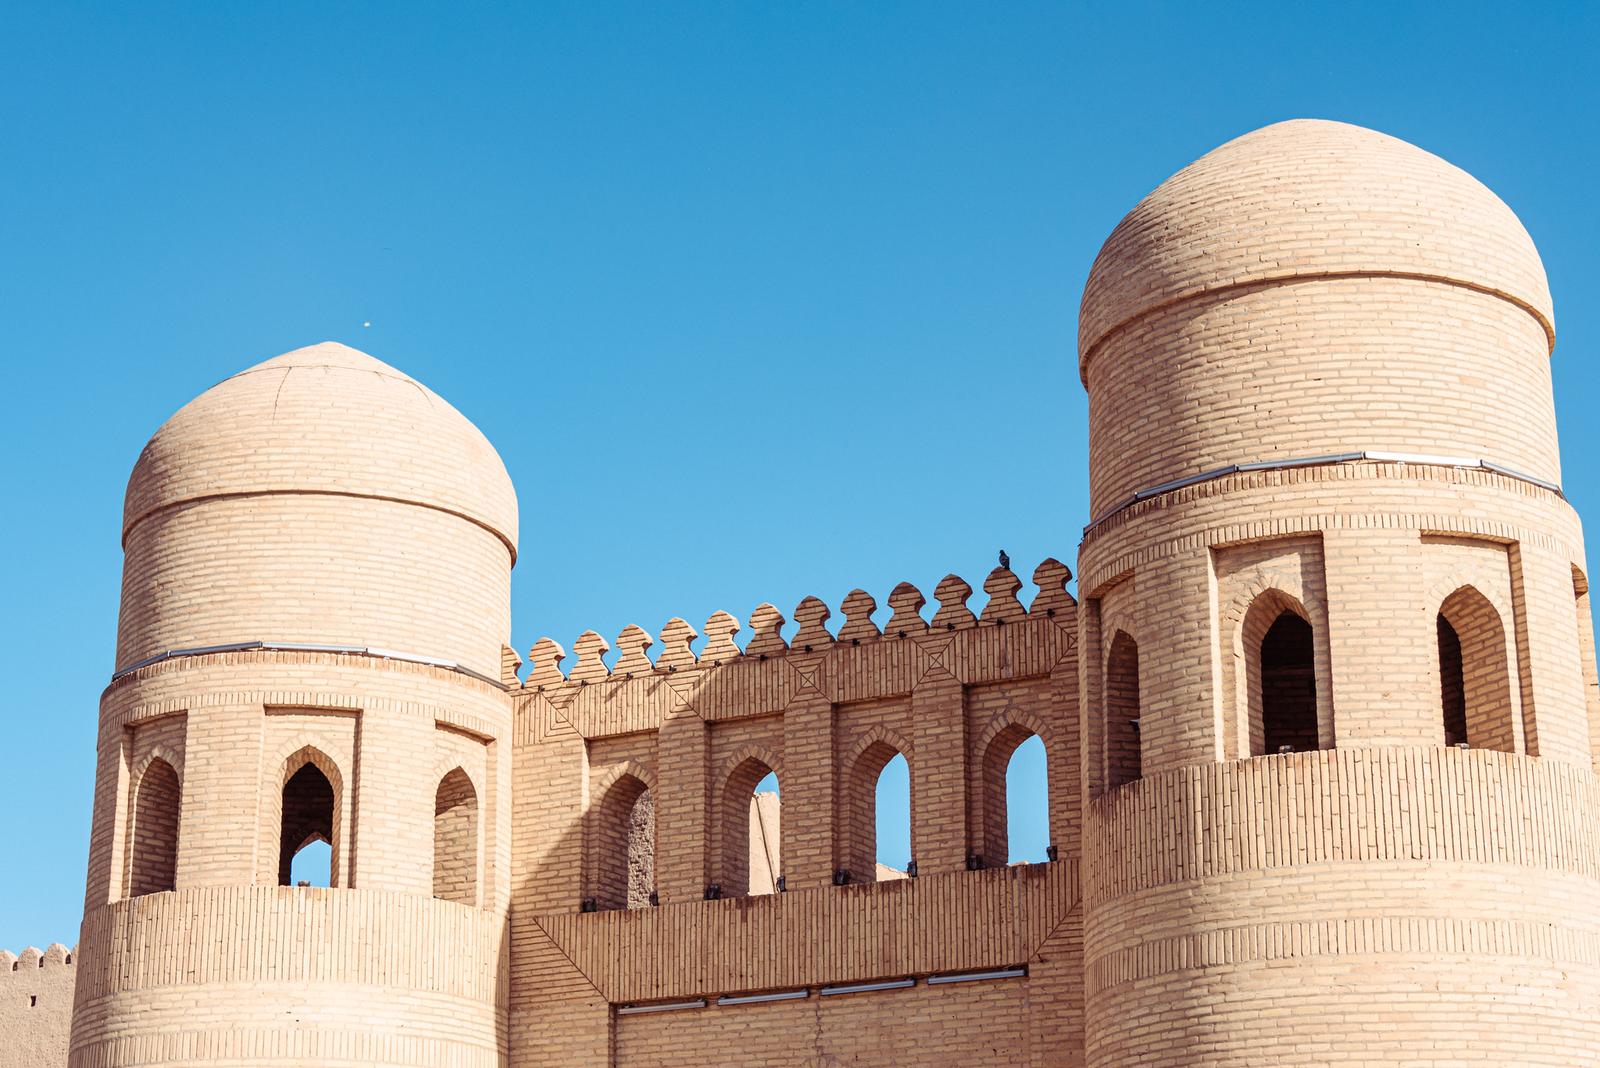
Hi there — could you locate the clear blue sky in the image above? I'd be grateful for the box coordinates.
[3,1,1598,948]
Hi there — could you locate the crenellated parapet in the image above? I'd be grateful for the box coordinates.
[516,557,1077,742]
[507,561,1087,1062]
[0,944,75,975]
[506,551,1084,998]
[1,944,76,1068]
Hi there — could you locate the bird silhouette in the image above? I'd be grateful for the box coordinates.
[998,549,1011,570]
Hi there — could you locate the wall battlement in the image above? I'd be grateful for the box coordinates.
[24,118,1600,1068]
[520,557,1076,689]
[0,946,75,1068]
[0,945,74,974]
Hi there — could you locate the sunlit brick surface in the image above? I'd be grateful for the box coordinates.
[8,119,1596,1068]
[1077,120,1599,1067]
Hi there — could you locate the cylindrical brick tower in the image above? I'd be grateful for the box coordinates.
[71,343,517,1067]
[1077,121,1600,1065]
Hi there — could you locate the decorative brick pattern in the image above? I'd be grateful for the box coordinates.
[8,118,1592,1068]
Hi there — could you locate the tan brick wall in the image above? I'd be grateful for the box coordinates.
[0,948,74,1068]
[507,568,1079,1065]
[72,647,515,1066]
[14,118,1594,1068]
[1082,750,1600,1066]
[614,976,1046,1067]
[70,888,507,1068]
[1074,120,1599,1065]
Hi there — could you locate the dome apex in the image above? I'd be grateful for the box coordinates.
[1078,119,1553,380]
[123,342,518,557]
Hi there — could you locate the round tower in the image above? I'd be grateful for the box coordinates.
[72,344,517,1068]
[1077,121,1600,1065]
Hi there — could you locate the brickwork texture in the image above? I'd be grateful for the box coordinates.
[2,118,1595,1067]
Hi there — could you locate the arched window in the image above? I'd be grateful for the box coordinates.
[1438,615,1468,746]
[433,767,479,906]
[843,738,910,884]
[1437,586,1516,752]
[1005,735,1049,864]
[279,760,336,887]
[1105,632,1141,788]
[719,756,780,897]
[1249,610,1319,756]
[979,725,1049,865]
[591,773,652,911]
[751,772,780,893]
[874,753,911,880]
[627,788,654,909]
[128,757,180,896]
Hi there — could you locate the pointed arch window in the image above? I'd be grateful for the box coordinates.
[1437,586,1516,752]
[980,725,1050,864]
[591,773,653,910]
[843,738,910,884]
[1236,593,1324,758]
[1105,632,1141,787]
[128,758,180,896]
[433,767,479,905]
[719,756,780,897]
[279,757,338,887]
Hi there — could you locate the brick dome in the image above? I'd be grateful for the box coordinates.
[123,342,518,557]
[1078,119,1554,380]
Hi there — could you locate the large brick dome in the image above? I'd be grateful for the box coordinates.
[1076,119,1562,517]
[1078,118,1554,380]
[123,342,518,555]
[114,342,516,677]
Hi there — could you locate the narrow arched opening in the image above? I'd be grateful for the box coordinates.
[1438,614,1468,746]
[592,773,652,911]
[627,787,654,908]
[1105,631,1141,788]
[128,758,180,896]
[981,729,1049,866]
[433,767,479,906]
[278,761,335,887]
[1438,586,1516,752]
[845,740,909,884]
[751,771,780,893]
[1254,611,1319,756]
[719,757,780,897]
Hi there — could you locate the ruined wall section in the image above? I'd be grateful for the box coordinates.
[0,948,74,1068]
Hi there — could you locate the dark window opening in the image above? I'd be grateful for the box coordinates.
[279,762,334,887]
[1259,612,1319,755]
[1106,632,1142,787]
[1438,615,1468,746]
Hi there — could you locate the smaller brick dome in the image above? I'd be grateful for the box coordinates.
[123,343,518,556]
[1078,119,1554,380]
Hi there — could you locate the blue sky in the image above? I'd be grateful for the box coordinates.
[3,1,1598,947]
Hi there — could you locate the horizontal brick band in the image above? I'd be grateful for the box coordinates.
[69,983,503,1068]
[536,862,1077,1004]
[1084,747,1600,906]
[1084,450,1563,535]
[74,886,505,1003]
[111,639,506,689]
[1086,913,1600,996]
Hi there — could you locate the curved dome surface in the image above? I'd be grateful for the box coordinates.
[124,342,518,557]
[1078,119,1554,378]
